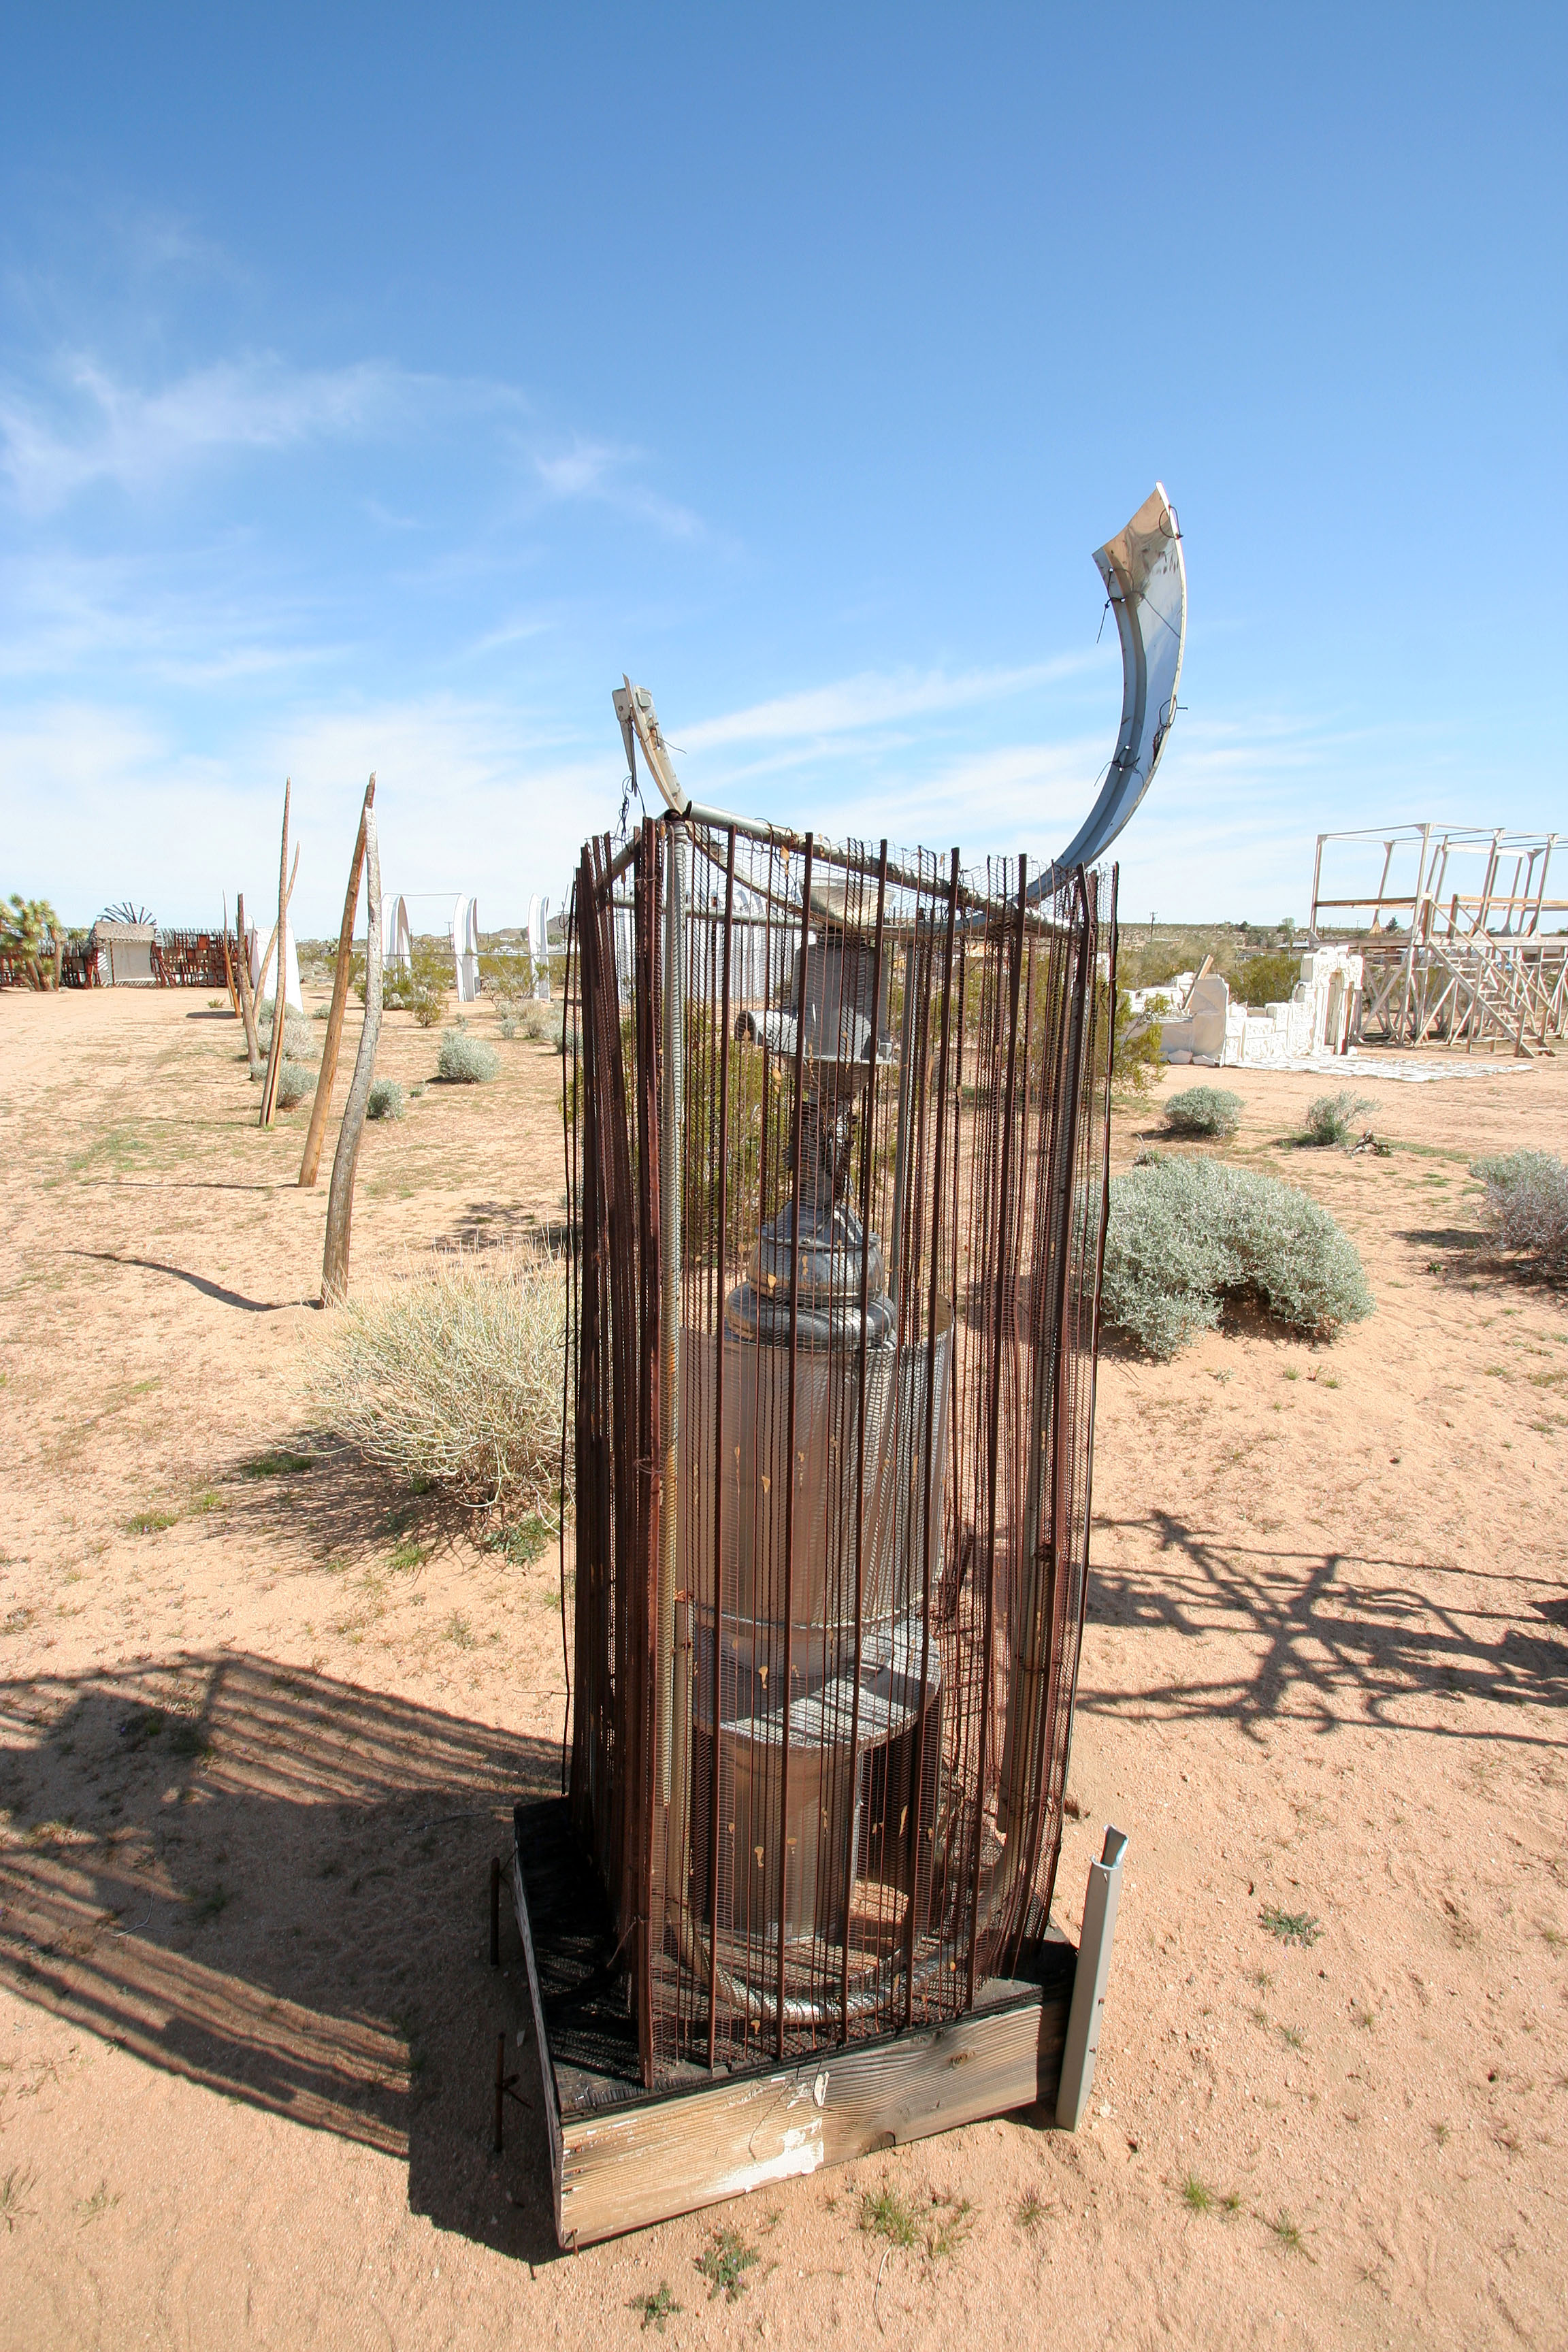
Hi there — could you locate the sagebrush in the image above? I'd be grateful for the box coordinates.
[1164,1085,1243,1139]
[1102,1155,1374,1358]
[367,1078,406,1121]
[437,1032,500,1083]
[310,1246,570,1522]
[1303,1089,1373,1146]
[1471,1149,1568,1275]
[251,1003,316,1063]
[274,1060,314,1110]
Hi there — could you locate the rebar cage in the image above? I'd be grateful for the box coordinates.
[566,816,1117,2087]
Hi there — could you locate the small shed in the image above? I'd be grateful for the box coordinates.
[91,920,158,986]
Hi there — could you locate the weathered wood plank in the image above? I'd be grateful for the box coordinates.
[512,1798,1075,2249]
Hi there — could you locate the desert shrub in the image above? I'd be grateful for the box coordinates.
[1164,1085,1243,1139]
[310,1245,570,1522]
[1303,1089,1373,1146]
[1235,951,1303,1009]
[1470,1150,1568,1273]
[380,937,452,1012]
[254,1002,317,1062]
[517,1000,564,1044]
[497,1015,517,1040]
[437,1032,500,1083]
[312,1002,330,1019]
[367,1078,406,1121]
[1102,1155,1374,1358]
[1111,985,1162,1097]
[274,1060,314,1110]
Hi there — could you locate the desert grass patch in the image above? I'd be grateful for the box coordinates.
[310,1244,570,1526]
[124,1505,178,1535]
[238,1448,316,1480]
[1102,1156,1373,1358]
[1260,1905,1322,1946]
[630,2283,682,2332]
[696,2224,758,2302]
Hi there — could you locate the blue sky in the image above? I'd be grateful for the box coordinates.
[2,5,1563,934]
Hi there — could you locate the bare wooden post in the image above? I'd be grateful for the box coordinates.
[259,781,293,1128]
[321,803,382,1301]
[234,890,262,1073]
[255,842,300,1009]
[299,774,375,1188]
[220,900,241,1019]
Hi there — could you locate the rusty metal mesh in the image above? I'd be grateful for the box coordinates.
[566,817,1116,2087]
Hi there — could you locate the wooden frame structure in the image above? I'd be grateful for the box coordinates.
[513,1795,1081,2248]
[1309,824,1568,1054]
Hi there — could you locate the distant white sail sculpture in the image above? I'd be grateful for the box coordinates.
[382,894,413,974]
[454,896,480,1002]
[527,893,551,1000]
[250,922,304,1011]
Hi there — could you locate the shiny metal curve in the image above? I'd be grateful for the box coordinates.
[1034,482,1186,894]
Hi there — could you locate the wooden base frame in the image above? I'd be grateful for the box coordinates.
[513,1799,1078,2249]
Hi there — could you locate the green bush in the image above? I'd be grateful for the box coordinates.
[1164,1085,1243,1139]
[1111,985,1163,1096]
[1235,951,1303,1008]
[497,1014,517,1040]
[1303,1089,1373,1146]
[274,1060,314,1110]
[1102,1156,1374,1358]
[367,1078,406,1121]
[1471,1149,1568,1274]
[437,1032,500,1084]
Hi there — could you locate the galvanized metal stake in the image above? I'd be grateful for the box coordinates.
[1056,1827,1128,2130]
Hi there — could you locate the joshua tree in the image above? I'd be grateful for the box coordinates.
[2,895,62,988]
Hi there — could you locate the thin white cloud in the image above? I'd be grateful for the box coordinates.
[679,653,1106,752]
[0,353,427,510]
[534,434,706,541]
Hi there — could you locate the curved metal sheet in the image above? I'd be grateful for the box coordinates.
[1032,483,1185,895]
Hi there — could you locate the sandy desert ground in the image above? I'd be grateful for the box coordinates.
[0,982,1563,2351]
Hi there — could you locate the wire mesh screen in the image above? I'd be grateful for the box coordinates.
[567,815,1117,2089]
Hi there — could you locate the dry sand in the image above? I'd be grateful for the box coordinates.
[0,984,1563,2351]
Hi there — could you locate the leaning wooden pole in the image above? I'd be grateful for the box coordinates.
[259,780,292,1128]
[234,889,262,1072]
[255,842,301,1007]
[299,774,375,1188]
[321,804,382,1301]
[220,892,242,1019]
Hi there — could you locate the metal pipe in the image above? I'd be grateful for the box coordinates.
[839,843,889,2037]
[706,828,736,2068]
[966,858,1028,2012]
[775,834,813,2058]
[902,847,960,2027]
[657,828,687,1808]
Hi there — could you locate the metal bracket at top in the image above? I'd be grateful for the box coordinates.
[613,678,690,820]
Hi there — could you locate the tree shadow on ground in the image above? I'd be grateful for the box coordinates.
[431,1202,571,1254]
[0,1654,564,2263]
[1083,1510,1567,1746]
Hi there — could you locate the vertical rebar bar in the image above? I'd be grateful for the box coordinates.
[966,856,1027,2010]
[707,827,736,2068]
[776,834,813,2056]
